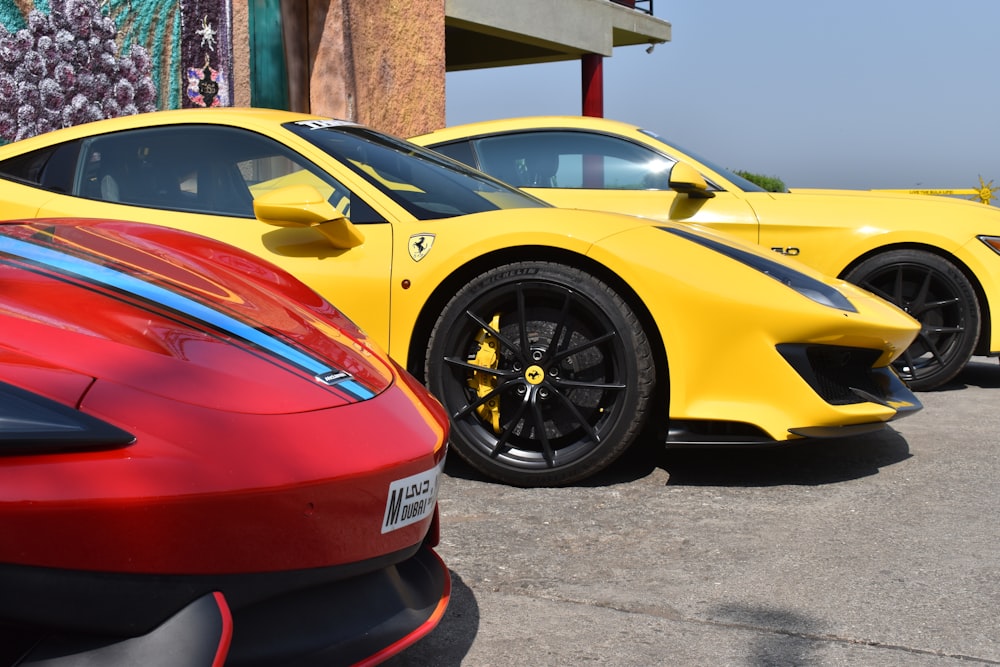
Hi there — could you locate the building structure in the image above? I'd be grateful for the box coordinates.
[0,0,669,140]
[443,0,669,118]
[240,0,668,135]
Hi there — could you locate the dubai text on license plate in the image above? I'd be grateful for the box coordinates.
[382,459,444,533]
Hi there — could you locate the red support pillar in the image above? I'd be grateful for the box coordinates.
[581,53,604,187]
[581,53,604,118]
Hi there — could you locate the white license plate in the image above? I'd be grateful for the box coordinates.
[381,459,444,533]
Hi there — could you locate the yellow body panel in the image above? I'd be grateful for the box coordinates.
[412,116,1000,355]
[588,225,918,432]
[0,108,922,450]
[19,191,398,349]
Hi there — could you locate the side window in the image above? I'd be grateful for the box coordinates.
[76,125,377,221]
[428,140,477,169]
[0,141,81,194]
[244,155,347,215]
[243,154,383,223]
[472,131,677,191]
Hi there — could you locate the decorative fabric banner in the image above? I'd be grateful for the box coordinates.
[182,0,231,107]
[0,0,237,112]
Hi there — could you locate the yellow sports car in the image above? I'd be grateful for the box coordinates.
[412,115,1000,391]
[0,108,921,486]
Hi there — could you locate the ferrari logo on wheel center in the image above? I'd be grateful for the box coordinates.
[524,365,545,385]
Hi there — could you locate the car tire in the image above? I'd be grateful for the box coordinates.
[425,261,655,487]
[845,249,980,390]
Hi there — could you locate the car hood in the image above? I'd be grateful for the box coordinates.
[0,219,394,413]
[754,187,1000,242]
[788,187,994,210]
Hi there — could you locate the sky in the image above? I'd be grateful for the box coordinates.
[444,1,1000,191]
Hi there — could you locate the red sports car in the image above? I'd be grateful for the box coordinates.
[0,218,449,665]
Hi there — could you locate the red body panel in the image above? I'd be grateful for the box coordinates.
[0,218,449,574]
[0,376,447,573]
[0,220,393,411]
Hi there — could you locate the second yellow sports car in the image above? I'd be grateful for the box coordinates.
[0,109,921,486]
[412,115,1000,390]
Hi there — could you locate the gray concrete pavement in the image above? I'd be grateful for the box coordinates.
[385,358,1000,666]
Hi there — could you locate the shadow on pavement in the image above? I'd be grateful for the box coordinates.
[380,570,479,667]
[443,357,997,488]
[654,428,911,487]
[708,602,826,666]
[445,425,911,489]
[928,357,1000,392]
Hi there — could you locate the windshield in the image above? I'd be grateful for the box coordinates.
[285,120,547,219]
[639,129,772,193]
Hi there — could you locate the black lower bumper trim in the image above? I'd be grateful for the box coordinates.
[787,421,890,439]
[15,592,230,667]
[0,545,449,667]
[225,545,449,666]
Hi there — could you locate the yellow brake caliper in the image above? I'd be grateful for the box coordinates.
[468,314,501,433]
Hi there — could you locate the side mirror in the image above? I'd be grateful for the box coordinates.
[669,162,715,199]
[253,184,365,249]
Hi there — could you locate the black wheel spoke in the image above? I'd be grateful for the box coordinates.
[451,376,519,421]
[922,323,965,336]
[488,392,531,459]
[913,267,934,309]
[550,377,626,391]
[527,393,557,466]
[848,250,980,390]
[550,330,617,364]
[548,385,602,445]
[516,284,531,354]
[910,296,961,318]
[861,281,894,304]
[892,267,906,305]
[443,355,508,377]
[450,384,502,421]
[913,331,948,367]
[426,262,654,485]
[544,290,574,360]
[463,309,521,357]
[896,347,917,376]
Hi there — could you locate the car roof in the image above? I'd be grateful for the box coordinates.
[410,115,646,144]
[0,108,356,155]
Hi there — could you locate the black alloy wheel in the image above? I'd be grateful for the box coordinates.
[845,249,980,390]
[425,262,655,487]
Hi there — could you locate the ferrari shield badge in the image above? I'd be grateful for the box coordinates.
[408,233,435,262]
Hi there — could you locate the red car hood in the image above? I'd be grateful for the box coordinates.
[0,219,393,413]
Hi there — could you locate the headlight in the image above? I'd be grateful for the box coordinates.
[661,227,857,312]
[978,235,1000,256]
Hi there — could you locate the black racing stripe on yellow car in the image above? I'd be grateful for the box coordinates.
[0,233,377,402]
[658,226,857,312]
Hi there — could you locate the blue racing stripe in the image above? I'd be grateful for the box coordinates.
[0,234,376,401]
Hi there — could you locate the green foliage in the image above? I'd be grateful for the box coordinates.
[734,169,786,193]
